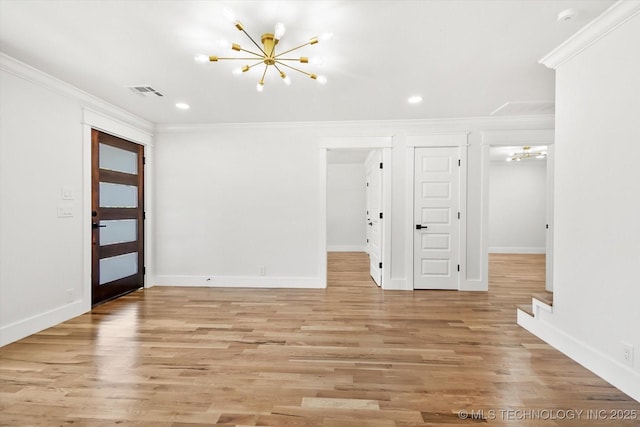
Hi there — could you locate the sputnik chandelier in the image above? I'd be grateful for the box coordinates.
[506,146,547,162]
[195,8,331,92]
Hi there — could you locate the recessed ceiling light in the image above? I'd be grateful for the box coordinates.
[408,95,423,104]
[176,102,190,110]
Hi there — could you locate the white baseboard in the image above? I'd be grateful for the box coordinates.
[489,246,546,254]
[489,246,547,254]
[384,278,410,290]
[518,312,640,402]
[153,275,325,289]
[0,300,87,347]
[327,245,367,252]
[460,278,488,291]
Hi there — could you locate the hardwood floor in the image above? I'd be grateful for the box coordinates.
[1,253,638,426]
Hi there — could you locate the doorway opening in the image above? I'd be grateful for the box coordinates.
[326,148,382,287]
[487,144,553,293]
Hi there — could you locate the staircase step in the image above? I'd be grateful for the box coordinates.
[517,304,534,317]
[532,291,553,306]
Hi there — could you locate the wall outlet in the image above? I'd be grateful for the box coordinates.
[622,342,634,367]
[259,266,266,276]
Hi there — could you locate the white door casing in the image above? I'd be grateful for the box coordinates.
[414,147,460,290]
[366,150,383,286]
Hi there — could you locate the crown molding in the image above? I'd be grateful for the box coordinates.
[540,0,640,69]
[154,115,554,134]
[0,52,153,135]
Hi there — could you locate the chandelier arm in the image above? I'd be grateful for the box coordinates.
[246,61,266,70]
[239,48,264,58]
[275,61,313,77]
[274,41,313,58]
[239,28,268,57]
[216,57,264,60]
[260,64,269,82]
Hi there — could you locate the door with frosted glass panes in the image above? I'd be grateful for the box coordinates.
[91,130,144,305]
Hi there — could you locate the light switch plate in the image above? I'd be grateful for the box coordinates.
[57,205,73,218]
[62,186,74,200]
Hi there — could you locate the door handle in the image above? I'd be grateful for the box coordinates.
[92,223,107,229]
[416,224,428,230]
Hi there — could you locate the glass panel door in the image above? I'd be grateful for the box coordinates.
[91,130,144,306]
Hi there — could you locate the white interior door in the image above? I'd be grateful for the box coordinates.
[414,147,460,290]
[366,150,382,286]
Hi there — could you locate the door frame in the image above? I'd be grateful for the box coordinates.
[481,129,554,291]
[82,108,153,312]
[319,137,392,289]
[405,134,468,290]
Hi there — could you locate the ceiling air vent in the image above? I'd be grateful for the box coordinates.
[126,85,164,97]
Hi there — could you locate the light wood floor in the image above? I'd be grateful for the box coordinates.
[1,253,638,426]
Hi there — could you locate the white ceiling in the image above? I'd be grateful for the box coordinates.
[0,0,615,125]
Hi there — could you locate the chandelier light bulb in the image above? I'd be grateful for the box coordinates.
[218,39,231,49]
[280,72,292,85]
[316,75,327,84]
[309,56,324,65]
[320,32,334,41]
[506,158,512,162]
[256,81,264,92]
[194,54,209,64]
[274,22,286,40]
[232,67,243,76]
[223,8,237,23]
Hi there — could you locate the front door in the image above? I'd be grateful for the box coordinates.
[366,150,382,286]
[91,130,145,305]
[414,147,460,290]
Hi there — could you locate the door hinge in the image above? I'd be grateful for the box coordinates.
[143,156,146,165]
[143,266,146,275]
[379,212,383,219]
[458,159,461,167]
[143,211,146,220]
[379,162,383,169]
[366,238,369,243]
[379,262,383,269]
[457,264,460,272]
[457,211,460,219]
[546,224,549,229]
[366,182,369,187]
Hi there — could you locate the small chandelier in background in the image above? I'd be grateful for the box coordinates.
[195,8,331,92]
[506,146,547,162]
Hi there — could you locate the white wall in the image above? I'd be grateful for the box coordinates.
[0,55,153,346]
[153,127,323,287]
[530,5,640,401]
[0,68,85,344]
[154,116,554,291]
[327,163,366,251]
[489,160,546,253]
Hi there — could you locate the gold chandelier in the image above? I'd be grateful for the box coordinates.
[195,8,331,92]
[506,146,547,162]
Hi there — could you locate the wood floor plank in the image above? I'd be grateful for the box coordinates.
[1,252,638,426]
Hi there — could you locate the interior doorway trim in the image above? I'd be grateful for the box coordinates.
[319,137,393,289]
[481,129,554,291]
[82,108,153,312]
